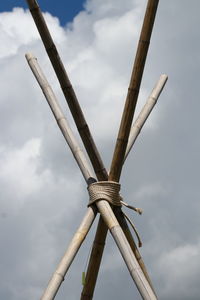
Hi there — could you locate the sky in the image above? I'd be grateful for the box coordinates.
[0,0,85,26]
[0,1,200,300]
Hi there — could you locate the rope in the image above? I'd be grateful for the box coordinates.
[123,213,142,247]
[121,200,143,215]
[88,181,122,206]
[88,181,143,247]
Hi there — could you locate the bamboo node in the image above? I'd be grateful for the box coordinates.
[55,272,65,281]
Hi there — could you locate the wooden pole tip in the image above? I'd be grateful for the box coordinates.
[25,52,36,62]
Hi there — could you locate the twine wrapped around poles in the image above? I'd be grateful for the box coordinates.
[88,181,143,247]
[88,181,122,207]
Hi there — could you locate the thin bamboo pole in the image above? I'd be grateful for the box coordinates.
[125,74,168,161]
[25,53,95,183]
[40,207,97,300]
[26,53,99,300]
[95,200,157,300]
[26,54,156,299]
[109,0,159,182]
[26,0,107,181]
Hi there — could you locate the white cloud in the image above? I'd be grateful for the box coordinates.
[0,138,49,200]
[0,8,37,58]
[0,8,65,59]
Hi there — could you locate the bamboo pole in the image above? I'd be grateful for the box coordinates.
[40,207,97,300]
[25,54,156,299]
[125,74,168,161]
[26,53,99,299]
[80,216,107,299]
[25,0,107,181]
[95,200,157,300]
[25,53,95,183]
[109,0,159,182]
[82,0,160,298]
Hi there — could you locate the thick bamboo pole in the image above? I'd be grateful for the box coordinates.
[25,0,107,181]
[26,54,156,299]
[82,1,159,298]
[125,74,168,160]
[109,0,159,182]
[80,216,107,299]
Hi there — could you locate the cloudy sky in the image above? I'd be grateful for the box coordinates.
[0,0,200,299]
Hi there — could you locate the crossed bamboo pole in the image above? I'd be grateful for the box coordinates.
[25,0,164,299]
[26,53,167,299]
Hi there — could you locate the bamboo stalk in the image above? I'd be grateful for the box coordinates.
[26,0,107,181]
[80,217,107,300]
[25,54,156,299]
[82,1,160,298]
[125,74,168,160]
[26,53,99,299]
[25,53,95,184]
[109,0,159,182]
[40,206,97,300]
[113,207,155,294]
[95,200,157,300]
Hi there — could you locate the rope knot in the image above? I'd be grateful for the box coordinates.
[87,181,143,248]
[88,181,122,207]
